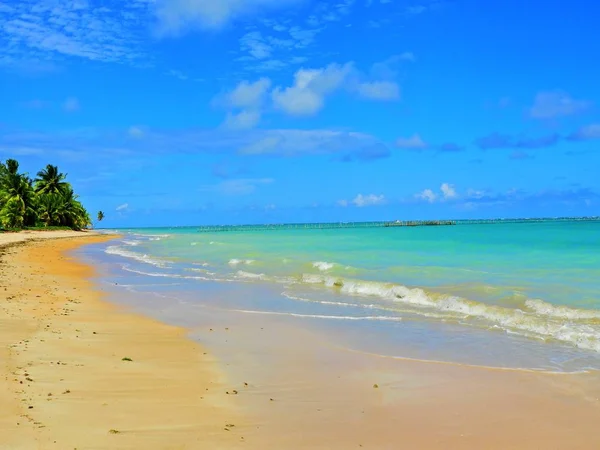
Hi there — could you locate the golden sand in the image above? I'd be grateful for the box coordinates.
[0,233,243,449]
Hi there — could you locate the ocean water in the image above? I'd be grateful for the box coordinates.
[80,220,600,372]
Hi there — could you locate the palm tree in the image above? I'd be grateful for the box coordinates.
[0,159,90,231]
[97,210,105,223]
[0,168,37,228]
[3,159,20,175]
[37,193,62,227]
[34,164,69,195]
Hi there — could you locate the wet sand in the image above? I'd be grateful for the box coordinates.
[2,233,600,449]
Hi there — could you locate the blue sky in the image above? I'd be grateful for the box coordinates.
[1,0,599,227]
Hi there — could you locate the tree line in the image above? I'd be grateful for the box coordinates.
[0,159,92,230]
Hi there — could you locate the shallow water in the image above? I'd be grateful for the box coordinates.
[80,220,600,372]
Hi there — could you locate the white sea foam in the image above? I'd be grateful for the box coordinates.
[228,258,255,266]
[122,240,141,246]
[525,299,600,320]
[121,266,214,281]
[298,274,600,353]
[130,233,171,239]
[105,246,169,268]
[231,308,403,322]
[283,292,375,309]
[312,261,335,271]
[236,270,267,280]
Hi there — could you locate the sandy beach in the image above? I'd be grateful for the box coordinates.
[2,233,600,449]
[0,232,242,450]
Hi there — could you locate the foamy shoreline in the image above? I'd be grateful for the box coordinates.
[2,233,600,449]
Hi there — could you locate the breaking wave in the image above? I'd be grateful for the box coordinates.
[228,259,255,266]
[105,245,170,268]
[312,261,335,271]
[298,274,600,353]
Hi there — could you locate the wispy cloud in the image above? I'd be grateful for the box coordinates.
[338,193,386,207]
[396,137,464,153]
[405,1,447,16]
[0,0,150,67]
[238,129,390,161]
[460,187,599,210]
[529,90,591,119]
[116,203,129,211]
[355,81,400,101]
[437,142,465,152]
[154,0,303,34]
[474,132,561,150]
[1,126,391,163]
[567,123,600,141]
[199,178,274,195]
[395,134,427,149]
[167,69,189,81]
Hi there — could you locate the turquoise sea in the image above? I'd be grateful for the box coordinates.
[81,220,600,372]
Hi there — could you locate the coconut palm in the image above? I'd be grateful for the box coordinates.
[1,159,92,231]
[34,164,69,195]
[0,169,37,228]
[97,211,105,222]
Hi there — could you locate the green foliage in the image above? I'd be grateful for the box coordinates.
[0,159,91,231]
[0,197,26,228]
[34,164,70,195]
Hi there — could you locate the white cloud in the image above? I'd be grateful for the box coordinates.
[272,63,353,116]
[223,110,262,130]
[63,97,80,112]
[355,81,400,101]
[416,189,437,203]
[154,0,303,33]
[222,78,272,109]
[416,183,458,203]
[216,78,271,129]
[529,90,590,119]
[116,203,129,211]
[396,134,427,149]
[352,193,386,207]
[337,199,349,207]
[440,183,456,199]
